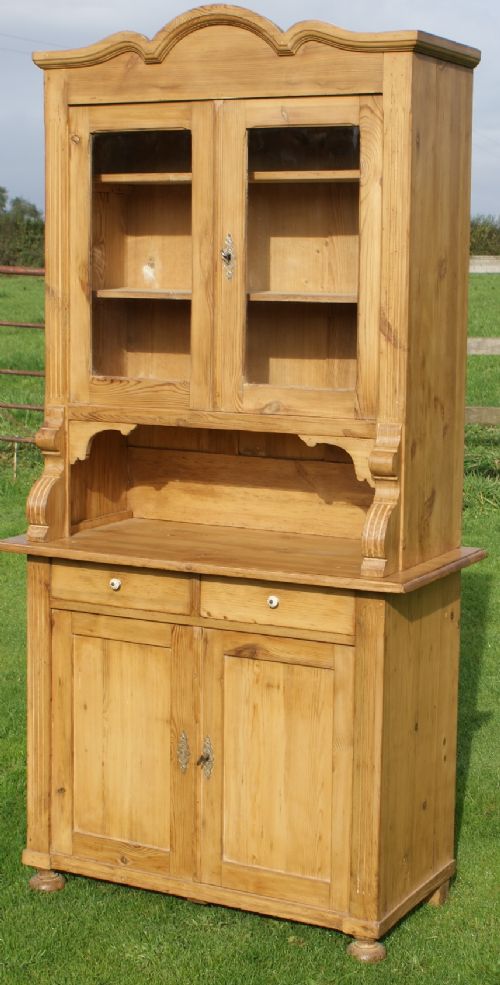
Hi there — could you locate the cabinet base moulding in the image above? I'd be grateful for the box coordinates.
[44,852,456,942]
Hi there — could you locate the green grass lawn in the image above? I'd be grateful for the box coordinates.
[0,275,498,984]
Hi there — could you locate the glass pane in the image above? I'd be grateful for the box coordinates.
[248,126,359,171]
[245,124,359,395]
[91,130,192,382]
[92,299,190,381]
[245,301,357,390]
[93,129,191,174]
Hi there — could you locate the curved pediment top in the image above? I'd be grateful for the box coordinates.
[33,4,480,70]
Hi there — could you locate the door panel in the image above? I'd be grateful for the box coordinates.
[68,102,215,412]
[51,611,198,879]
[216,95,382,420]
[200,630,354,910]
[72,635,171,849]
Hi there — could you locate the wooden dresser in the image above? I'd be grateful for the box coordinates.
[0,6,484,963]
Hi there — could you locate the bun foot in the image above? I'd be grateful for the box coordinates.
[347,938,387,963]
[29,869,66,893]
[427,879,450,907]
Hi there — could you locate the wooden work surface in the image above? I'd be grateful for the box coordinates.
[0,519,485,594]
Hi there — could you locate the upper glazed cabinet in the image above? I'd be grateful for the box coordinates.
[68,95,380,420]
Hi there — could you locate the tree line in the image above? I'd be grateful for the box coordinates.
[0,187,44,267]
[0,187,499,268]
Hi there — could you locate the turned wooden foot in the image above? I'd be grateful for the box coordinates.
[427,879,450,907]
[347,938,387,963]
[29,869,66,893]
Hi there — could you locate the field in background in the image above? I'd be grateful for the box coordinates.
[0,275,498,984]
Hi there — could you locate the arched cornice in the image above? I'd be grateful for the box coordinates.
[33,5,480,70]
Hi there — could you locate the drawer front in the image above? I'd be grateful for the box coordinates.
[51,561,191,615]
[200,577,355,638]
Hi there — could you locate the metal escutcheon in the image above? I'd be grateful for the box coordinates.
[196,736,214,779]
[221,234,234,279]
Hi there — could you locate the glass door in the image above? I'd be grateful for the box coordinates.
[215,96,382,421]
[68,102,214,412]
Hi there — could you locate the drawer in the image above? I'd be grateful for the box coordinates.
[51,561,191,615]
[200,577,355,638]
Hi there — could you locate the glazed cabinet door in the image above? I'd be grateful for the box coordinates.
[215,96,382,421]
[68,102,215,413]
[50,611,198,879]
[199,630,355,913]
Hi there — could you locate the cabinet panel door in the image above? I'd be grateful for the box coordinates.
[51,612,198,879]
[68,101,215,413]
[200,630,354,911]
[215,96,382,421]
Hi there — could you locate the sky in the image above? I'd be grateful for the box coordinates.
[0,0,498,215]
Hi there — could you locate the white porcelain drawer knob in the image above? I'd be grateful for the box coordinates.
[109,578,122,592]
[267,595,280,609]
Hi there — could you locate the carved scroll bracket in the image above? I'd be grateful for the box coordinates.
[298,434,375,487]
[26,407,66,543]
[69,422,138,464]
[361,423,402,578]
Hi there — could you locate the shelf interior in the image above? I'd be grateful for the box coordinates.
[92,299,191,381]
[247,182,359,297]
[60,425,374,585]
[245,301,357,389]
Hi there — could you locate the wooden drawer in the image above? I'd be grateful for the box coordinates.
[200,577,355,638]
[51,561,191,615]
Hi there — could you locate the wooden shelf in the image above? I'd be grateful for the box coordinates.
[95,172,192,185]
[94,289,192,300]
[0,519,485,595]
[249,170,360,183]
[248,292,358,304]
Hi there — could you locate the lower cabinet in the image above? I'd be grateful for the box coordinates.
[48,607,354,912]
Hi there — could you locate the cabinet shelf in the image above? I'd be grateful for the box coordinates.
[1,519,485,595]
[248,292,358,304]
[249,169,360,183]
[94,289,192,300]
[95,172,192,185]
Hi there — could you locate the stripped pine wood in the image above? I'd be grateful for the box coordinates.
[214,99,247,411]
[378,576,461,915]
[200,630,337,907]
[0,6,483,962]
[357,96,383,418]
[190,102,216,410]
[200,577,355,637]
[51,559,191,614]
[401,58,474,567]
[44,71,69,405]
[71,429,129,529]
[127,447,372,538]
[3,524,485,592]
[66,405,377,438]
[50,610,74,855]
[25,560,52,857]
